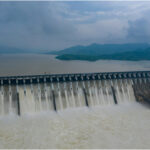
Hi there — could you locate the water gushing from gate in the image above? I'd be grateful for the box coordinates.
[0,77,142,116]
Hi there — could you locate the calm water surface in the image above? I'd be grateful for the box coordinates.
[0,54,150,76]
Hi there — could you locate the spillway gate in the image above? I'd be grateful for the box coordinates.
[0,71,150,116]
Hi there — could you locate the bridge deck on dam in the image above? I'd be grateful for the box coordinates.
[0,70,150,116]
[0,71,150,85]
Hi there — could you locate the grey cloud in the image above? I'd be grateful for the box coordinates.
[127,9,150,43]
[0,2,77,51]
[0,1,150,52]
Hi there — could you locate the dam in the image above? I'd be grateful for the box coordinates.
[0,71,150,116]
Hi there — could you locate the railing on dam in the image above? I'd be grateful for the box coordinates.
[0,70,150,116]
[0,71,150,85]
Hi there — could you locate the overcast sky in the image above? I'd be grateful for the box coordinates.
[0,1,150,52]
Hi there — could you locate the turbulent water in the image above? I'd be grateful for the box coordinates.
[0,78,150,148]
[0,103,150,149]
[0,54,150,148]
[0,79,136,115]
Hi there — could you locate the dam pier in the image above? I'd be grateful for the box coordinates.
[0,71,150,116]
[0,71,150,85]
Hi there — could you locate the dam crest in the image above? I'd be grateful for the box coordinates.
[0,71,150,116]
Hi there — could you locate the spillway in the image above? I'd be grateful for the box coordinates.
[0,71,150,148]
[0,71,149,116]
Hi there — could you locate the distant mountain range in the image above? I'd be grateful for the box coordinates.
[56,48,150,61]
[0,46,40,54]
[49,43,150,56]
[1,43,150,61]
[47,43,150,61]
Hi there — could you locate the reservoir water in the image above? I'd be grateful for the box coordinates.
[0,54,150,76]
[0,54,150,148]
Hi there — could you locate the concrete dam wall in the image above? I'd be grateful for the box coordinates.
[0,71,150,116]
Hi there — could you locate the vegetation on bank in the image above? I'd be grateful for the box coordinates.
[56,48,150,61]
[48,43,150,56]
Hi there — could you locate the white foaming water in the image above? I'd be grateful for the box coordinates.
[0,103,150,149]
[0,79,138,115]
[0,79,150,148]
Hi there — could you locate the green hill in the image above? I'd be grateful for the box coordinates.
[48,43,150,56]
[56,48,150,61]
